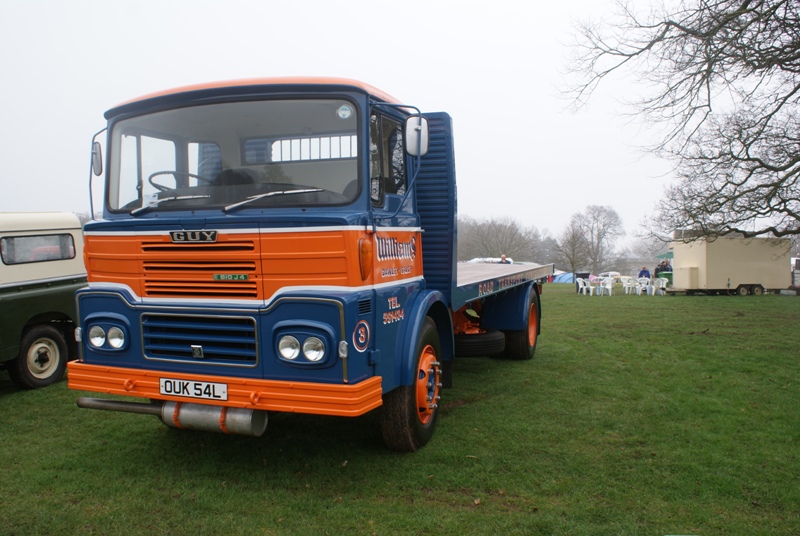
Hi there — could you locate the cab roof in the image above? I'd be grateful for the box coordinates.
[106,77,403,119]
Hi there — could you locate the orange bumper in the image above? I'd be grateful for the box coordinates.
[67,361,383,417]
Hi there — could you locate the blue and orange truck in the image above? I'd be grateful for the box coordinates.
[68,77,553,451]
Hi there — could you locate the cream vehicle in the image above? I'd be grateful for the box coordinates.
[0,213,86,388]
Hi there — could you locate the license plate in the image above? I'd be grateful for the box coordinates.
[159,378,228,401]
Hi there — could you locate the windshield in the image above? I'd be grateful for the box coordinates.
[107,99,360,213]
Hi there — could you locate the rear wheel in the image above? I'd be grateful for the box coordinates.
[453,329,505,357]
[497,291,539,360]
[381,317,442,452]
[751,285,765,296]
[8,325,68,389]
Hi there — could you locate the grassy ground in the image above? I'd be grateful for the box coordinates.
[1,284,798,535]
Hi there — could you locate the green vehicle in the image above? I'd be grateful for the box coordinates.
[0,213,86,388]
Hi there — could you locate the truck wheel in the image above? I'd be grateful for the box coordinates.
[381,317,442,452]
[8,325,68,389]
[751,285,765,296]
[497,292,539,360]
[453,329,505,357]
[736,285,749,296]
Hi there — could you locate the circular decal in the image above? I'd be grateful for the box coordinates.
[352,320,370,353]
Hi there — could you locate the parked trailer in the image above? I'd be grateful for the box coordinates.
[67,78,554,451]
[671,236,791,295]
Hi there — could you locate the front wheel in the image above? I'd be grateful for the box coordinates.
[8,325,68,389]
[381,317,442,452]
[736,285,749,296]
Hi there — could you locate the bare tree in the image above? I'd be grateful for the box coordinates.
[573,205,625,273]
[457,216,543,262]
[554,220,592,279]
[537,232,562,265]
[569,0,800,239]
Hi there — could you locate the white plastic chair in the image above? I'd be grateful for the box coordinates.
[637,277,650,295]
[584,279,597,295]
[576,278,594,296]
[597,277,614,296]
[621,277,637,295]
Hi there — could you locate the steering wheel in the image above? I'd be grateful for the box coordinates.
[148,171,214,192]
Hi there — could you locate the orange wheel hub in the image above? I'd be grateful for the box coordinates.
[415,345,441,425]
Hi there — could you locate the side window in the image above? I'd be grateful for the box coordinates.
[0,234,76,265]
[115,134,177,209]
[369,114,406,206]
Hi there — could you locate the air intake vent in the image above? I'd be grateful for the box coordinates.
[143,314,257,364]
[144,279,259,298]
[358,299,372,315]
[143,261,257,272]
[141,240,255,253]
[138,238,260,298]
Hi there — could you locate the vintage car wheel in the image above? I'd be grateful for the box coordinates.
[8,325,68,389]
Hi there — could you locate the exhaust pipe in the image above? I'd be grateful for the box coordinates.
[76,397,268,437]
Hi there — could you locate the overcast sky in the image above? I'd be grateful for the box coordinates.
[0,0,673,239]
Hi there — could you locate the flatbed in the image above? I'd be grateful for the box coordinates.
[454,262,554,308]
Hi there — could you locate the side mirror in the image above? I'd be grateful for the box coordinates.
[405,115,428,157]
[91,141,103,176]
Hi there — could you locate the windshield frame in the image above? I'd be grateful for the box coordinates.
[104,95,364,215]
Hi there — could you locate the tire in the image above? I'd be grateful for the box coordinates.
[381,317,442,452]
[751,285,764,296]
[498,293,540,361]
[453,329,505,357]
[8,325,68,389]
[736,285,749,296]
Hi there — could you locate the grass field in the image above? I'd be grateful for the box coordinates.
[2,284,798,535]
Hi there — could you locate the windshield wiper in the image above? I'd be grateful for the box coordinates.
[131,195,211,215]
[224,188,323,213]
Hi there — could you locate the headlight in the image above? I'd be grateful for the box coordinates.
[107,327,125,349]
[278,336,300,360]
[88,326,106,348]
[302,337,325,362]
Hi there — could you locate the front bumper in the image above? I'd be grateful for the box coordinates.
[67,361,383,417]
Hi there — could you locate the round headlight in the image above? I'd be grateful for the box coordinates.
[302,337,326,362]
[107,327,125,349]
[88,326,106,348]
[278,336,300,360]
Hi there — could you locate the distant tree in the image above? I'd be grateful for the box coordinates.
[537,233,562,265]
[573,205,625,273]
[569,0,800,239]
[75,212,93,226]
[457,216,543,262]
[554,220,591,280]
